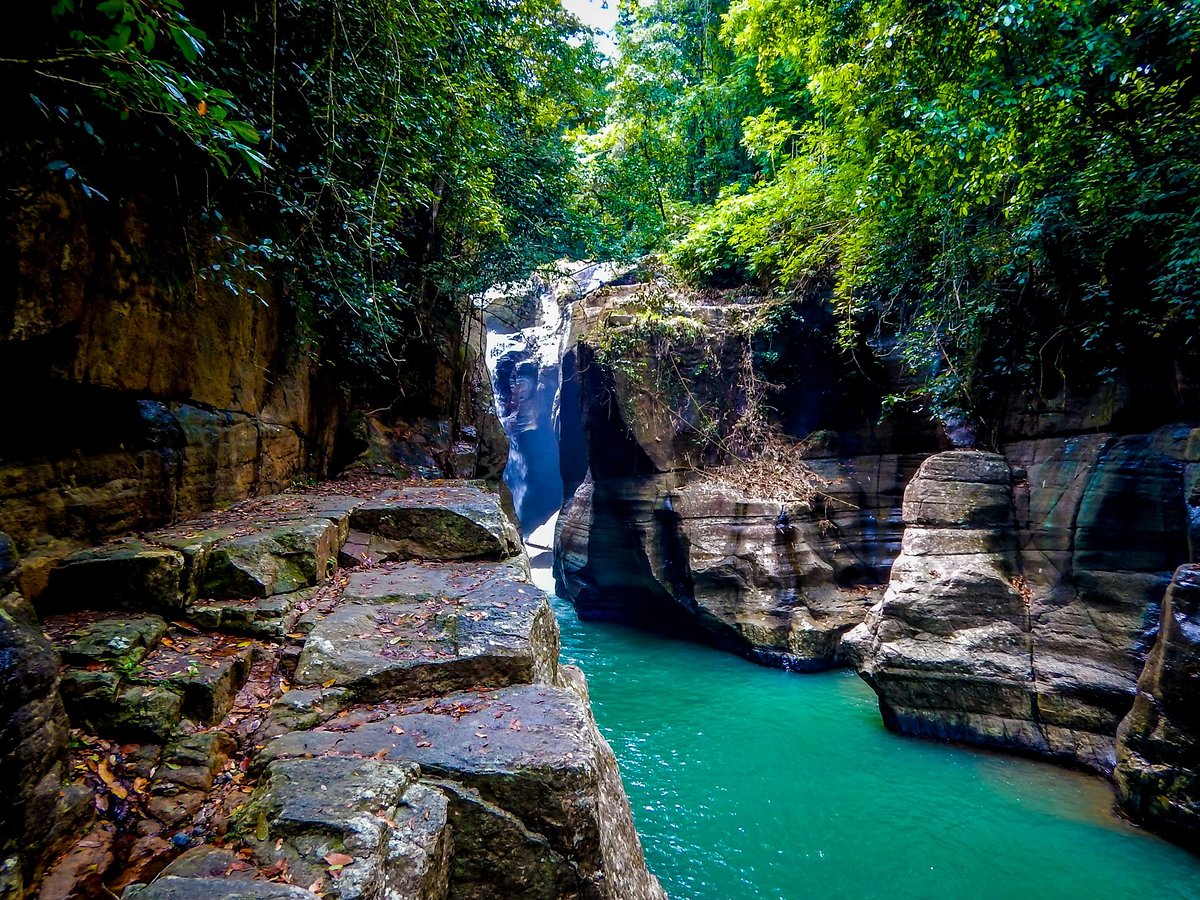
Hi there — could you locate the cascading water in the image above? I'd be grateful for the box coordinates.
[483,261,621,541]
[482,265,1200,900]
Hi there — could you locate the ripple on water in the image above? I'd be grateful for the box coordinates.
[544,590,1200,900]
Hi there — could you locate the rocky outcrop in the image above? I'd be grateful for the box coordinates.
[1115,565,1200,848]
[553,287,944,669]
[0,591,72,897]
[1,187,332,555]
[10,478,662,898]
[1,185,507,566]
[846,434,1192,774]
[842,451,1038,752]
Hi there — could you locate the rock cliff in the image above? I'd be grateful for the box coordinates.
[1115,564,1200,849]
[550,275,1199,847]
[553,285,944,669]
[845,429,1192,775]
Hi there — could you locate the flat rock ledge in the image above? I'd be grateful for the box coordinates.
[8,479,663,900]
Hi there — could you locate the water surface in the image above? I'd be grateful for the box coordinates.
[536,568,1200,900]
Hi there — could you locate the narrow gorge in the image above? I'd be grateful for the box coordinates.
[3,0,1200,898]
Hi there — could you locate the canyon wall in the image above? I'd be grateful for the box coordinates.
[0,186,334,561]
[552,280,1199,845]
[0,186,506,891]
[553,287,946,669]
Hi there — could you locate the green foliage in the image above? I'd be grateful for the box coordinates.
[569,0,774,259]
[22,0,606,403]
[48,0,267,174]
[640,0,1200,423]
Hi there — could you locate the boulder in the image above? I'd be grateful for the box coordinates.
[200,519,339,600]
[258,684,666,900]
[294,573,558,701]
[41,541,185,613]
[133,634,254,725]
[349,483,520,561]
[238,756,450,900]
[1114,564,1200,849]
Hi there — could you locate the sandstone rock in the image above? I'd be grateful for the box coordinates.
[260,689,351,742]
[148,732,237,827]
[48,613,168,668]
[34,823,115,900]
[145,527,246,604]
[107,685,185,742]
[238,756,450,900]
[294,573,558,701]
[341,560,531,604]
[1114,565,1200,849]
[134,635,254,725]
[1012,427,1189,768]
[555,457,914,670]
[0,594,69,879]
[200,519,339,600]
[41,542,185,613]
[188,590,309,640]
[158,846,257,881]
[846,437,1192,774]
[843,452,1041,755]
[433,780,579,899]
[349,483,520,561]
[336,530,405,568]
[259,684,665,900]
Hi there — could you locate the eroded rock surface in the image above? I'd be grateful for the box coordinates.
[0,592,71,896]
[258,682,664,900]
[846,438,1192,774]
[1115,565,1200,848]
[11,478,662,898]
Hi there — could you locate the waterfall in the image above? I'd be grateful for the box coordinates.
[481,261,623,539]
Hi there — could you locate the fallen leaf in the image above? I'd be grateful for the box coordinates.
[98,759,129,799]
[323,852,354,868]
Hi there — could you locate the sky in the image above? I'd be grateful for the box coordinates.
[562,0,619,55]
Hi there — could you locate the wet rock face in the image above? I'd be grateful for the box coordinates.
[0,592,70,890]
[846,436,1193,773]
[1115,565,1200,848]
[555,457,925,670]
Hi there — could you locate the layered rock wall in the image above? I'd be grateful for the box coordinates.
[1115,564,1200,848]
[554,288,945,669]
[845,432,1192,774]
[1,187,335,557]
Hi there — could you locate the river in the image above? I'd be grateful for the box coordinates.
[527,560,1200,900]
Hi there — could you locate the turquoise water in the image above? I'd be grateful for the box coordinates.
[541,581,1200,899]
